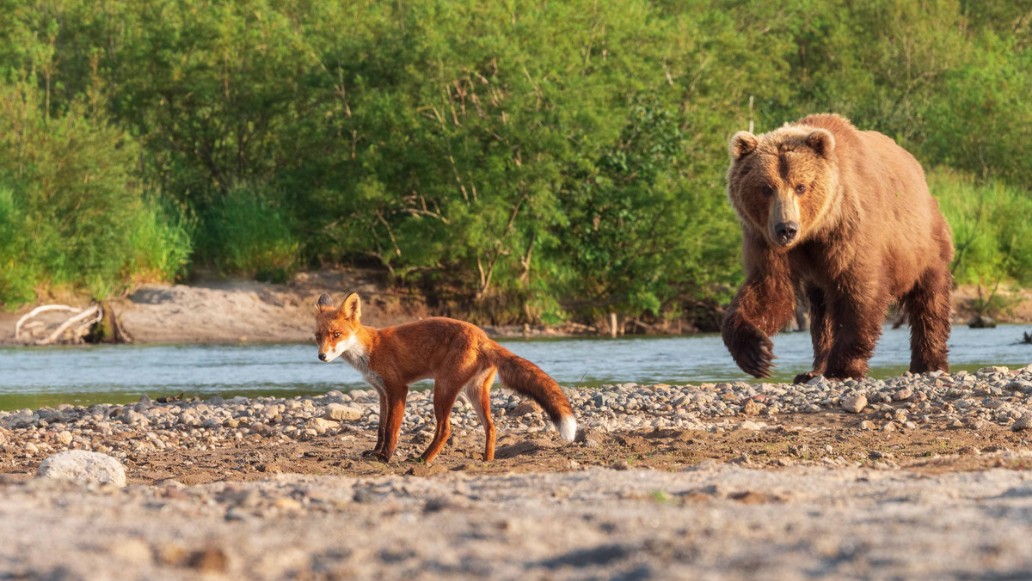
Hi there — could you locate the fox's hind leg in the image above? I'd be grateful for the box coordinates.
[421,381,462,464]
[466,369,498,461]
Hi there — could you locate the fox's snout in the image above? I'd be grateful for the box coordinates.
[318,352,328,362]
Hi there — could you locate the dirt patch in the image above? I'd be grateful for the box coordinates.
[4,413,1029,486]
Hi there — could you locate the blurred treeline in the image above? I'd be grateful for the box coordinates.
[0,0,1029,327]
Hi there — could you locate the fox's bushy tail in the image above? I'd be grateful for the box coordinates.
[488,344,577,442]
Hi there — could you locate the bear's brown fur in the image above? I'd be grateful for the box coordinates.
[722,114,953,382]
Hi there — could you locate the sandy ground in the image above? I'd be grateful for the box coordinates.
[5,461,1032,580]
[3,411,1032,579]
[4,369,1032,578]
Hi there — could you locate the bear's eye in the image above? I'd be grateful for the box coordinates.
[761,185,774,197]
[795,184,807,195]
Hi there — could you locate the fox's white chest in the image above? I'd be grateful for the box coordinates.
[340,342,386,392]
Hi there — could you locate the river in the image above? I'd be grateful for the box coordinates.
[0,324,1029,410]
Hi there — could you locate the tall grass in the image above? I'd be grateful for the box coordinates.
[0,186,37,305]
[930,168,1032,288]
[0,83,193,308]
[198,185,299,283]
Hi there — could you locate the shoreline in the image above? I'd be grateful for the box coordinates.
[2,271,1030,346]
[2,367,1032,577]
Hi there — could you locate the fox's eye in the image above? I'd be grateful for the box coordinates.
[795,184,807,195]
[761,185,774,197]
[333,332,341,339]
[314,333,321,341]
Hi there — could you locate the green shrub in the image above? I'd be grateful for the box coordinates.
[931,168,1032,287]
[128,196,194,284]
[0,185,37,306]
[0,82,192,306]
[198,184,299,281]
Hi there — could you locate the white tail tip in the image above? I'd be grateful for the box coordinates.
[558,415,577,442]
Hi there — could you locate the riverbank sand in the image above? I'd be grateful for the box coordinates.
[3,366,1032,578]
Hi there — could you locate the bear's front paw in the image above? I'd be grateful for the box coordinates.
[793,371,822,384]
[728,326,774,378]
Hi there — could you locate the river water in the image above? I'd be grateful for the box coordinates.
[0,324,1029,410]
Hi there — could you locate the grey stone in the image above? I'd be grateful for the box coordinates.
[37,450,127,487]
[325,403,363,421]
[841,394,868,414]
[1011,414,1032,432]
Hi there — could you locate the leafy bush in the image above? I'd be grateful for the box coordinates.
[198,184,299,282]
[0,0,1028,322]
[0,82,191,306]
[0,185,36,305]
[931,169,1032,287]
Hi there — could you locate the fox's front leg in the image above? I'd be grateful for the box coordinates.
[721,244,795,378]
[362,391,388,458]
[376,386,409,462]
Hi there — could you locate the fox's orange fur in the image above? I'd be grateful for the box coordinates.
[315,292,577,463]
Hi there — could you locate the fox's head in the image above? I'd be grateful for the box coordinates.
[315,292,363,362]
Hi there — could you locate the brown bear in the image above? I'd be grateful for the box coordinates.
[722,113,953,382]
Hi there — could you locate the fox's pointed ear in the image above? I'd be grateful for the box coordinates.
[316,293,335,313]
[730,131,758,160]
[339,292,361,321]
[806,128,835,157]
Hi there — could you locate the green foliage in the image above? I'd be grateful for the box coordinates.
[560,99,739,319]
[0,0,1028,322]
[0,185,36,305]
[199,184,299,281]
[932,169,1032,287]
[0,80,191,306]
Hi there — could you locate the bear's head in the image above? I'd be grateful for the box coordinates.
[726,123,840,250]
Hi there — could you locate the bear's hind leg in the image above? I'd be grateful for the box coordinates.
[902,266,952,373]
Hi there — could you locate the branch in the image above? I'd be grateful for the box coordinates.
[15,305,81,340]
[36,305,102,346]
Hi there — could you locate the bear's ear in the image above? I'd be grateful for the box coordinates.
[730,132,759,159]
[805,129,835,157]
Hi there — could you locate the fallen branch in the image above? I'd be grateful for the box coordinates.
[36,305,103,346]
[15,305,81,341]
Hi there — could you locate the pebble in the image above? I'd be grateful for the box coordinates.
[325,403,363,422]
[1011,414,1032,432]
[842,394,868,414]
[1,367,1031,458]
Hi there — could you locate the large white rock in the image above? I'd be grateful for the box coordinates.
[36,450,127,487]
[325,403,363,421]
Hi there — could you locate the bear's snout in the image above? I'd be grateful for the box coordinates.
[774,221,799,245]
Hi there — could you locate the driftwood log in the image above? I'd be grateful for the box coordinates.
[15,304,106,345]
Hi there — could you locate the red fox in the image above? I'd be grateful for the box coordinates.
[315,292,577,463]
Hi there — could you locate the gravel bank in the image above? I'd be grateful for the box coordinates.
[2,365,1032,579]
[2,365,1032,462]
